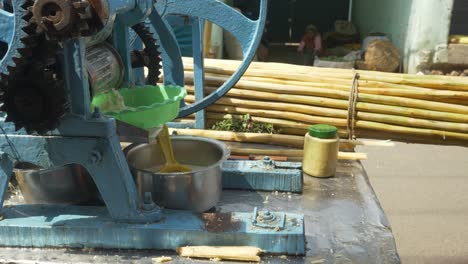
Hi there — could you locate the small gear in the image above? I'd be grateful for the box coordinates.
[131,22,162,85]
[30,0,102,41]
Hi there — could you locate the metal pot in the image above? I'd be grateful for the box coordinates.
[14,162,98,205]
[125,136,230,213]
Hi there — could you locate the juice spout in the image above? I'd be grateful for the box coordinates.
[116,120,162,144]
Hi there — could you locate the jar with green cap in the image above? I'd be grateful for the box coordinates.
[302,124,340,177]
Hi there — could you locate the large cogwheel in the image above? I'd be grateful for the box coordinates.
[0,0,40,78]
[0,37,68,134]
[1,64,68,134]
[0,0,68,134]
[131,22,162,85]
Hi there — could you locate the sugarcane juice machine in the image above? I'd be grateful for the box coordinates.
[0,0,305,254]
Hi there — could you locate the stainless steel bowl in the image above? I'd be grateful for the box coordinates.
[125,136,230,212]
[14,162,98,205]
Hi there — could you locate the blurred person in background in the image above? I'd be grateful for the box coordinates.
[297,24,323,65]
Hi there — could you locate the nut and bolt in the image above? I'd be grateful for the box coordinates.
[144,192,152,204]
[262,156,273,165]
[89,150,102,164]
[261,210,275,221]
[142,192,156,211]
[92,107,101,118]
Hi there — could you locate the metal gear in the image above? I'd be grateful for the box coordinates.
[131,22,162,85]
[30,0,102,41]
[0,38,68,134]
[0,62,68,134]
[0,10,161,134]
[0,0,40,78]
[0,0,68,134]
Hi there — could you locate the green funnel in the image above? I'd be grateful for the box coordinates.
[91,85,186,129]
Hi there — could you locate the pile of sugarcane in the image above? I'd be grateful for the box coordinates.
[179,58,468,146]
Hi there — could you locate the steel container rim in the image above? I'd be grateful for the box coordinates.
[125,135,231,175]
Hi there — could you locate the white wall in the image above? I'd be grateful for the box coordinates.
[353,0,454,73]
[404,0,454,73]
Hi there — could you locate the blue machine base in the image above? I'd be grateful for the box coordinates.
[0,205,305,254]
[222,159,303,193]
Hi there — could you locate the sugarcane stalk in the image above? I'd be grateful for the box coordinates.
[177,246,262,262]
[212,104,468,133]
[229,147,368,161]
[185,74,468,114]
[188,97,468,133]
[206,112,349,137]
[179,116,468,146]
[276,127,308,136]
[183,57,468,91]
[356,119,468,141]
[206,110,468,141]
[185,86,468,123]
[184,64,426,90]
[170,128,304,147]
[185,71,468,102]
[208,104,348,127]
[185,94,349,118]
[170,129,393,149]
[183,59,422,90]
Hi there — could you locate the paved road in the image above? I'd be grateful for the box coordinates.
[358,143,468,264]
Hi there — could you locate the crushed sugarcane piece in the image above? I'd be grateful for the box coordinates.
[152,256,172,263]
[177,246,262,262]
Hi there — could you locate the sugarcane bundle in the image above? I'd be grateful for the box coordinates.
[178,58,468,146]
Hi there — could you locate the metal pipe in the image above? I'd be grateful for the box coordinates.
[348,0,353,22]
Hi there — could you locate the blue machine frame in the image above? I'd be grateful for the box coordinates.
[0,0,305,254]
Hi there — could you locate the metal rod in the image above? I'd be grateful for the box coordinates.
[193,18,206,129]
[63,39,91,117]
[348,0,353,22]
